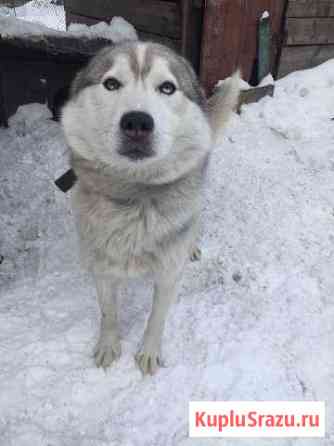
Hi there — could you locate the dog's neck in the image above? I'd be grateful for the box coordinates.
[71,152,209,203]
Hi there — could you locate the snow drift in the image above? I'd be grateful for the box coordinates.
[0,60,334,445]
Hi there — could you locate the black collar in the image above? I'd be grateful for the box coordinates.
[55,169,77,193]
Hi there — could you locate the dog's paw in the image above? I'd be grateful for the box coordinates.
[190,246,202,262]
[94,335,121,369]
[135,349,163,376]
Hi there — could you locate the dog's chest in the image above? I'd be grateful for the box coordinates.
[78,190,192,274]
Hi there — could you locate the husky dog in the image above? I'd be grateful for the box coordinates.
[61,41,239,375]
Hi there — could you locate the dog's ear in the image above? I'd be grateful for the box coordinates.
[207,70,241,142]
[175,55,207,110]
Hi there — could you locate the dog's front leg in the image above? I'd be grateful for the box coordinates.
[136,271,180,375]
[94,273,121,369]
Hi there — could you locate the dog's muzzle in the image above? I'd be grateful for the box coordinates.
[119,111,154,160]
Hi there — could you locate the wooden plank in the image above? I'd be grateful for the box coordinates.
[64,0,181,39]
[0,70,8,127]
[200,0,287,93]
[181,0,203,72]
[287,17,334,44]
[287,0,334,18]
[0,33,112,61]
[278,44,334,76]
[238,84,274,109]
[0,0,30,6]
[137,31,180,51]
[181,0,191,56]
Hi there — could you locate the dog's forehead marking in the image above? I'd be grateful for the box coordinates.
[135,44,147,75]
[102,53,134,81]
[144,56,178,84]
[102,44,148,81]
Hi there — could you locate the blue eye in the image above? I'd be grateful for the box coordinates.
[159,81,176,95]
[103,77,122,91]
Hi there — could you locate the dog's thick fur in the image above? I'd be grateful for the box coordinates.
[62,41,239,375]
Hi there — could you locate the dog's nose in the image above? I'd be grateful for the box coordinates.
[120,111,154,140]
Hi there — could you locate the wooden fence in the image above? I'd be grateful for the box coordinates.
[279,0,334,76]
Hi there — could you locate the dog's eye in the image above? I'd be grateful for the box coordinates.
[158,81,176,95]
[103,77,122,91]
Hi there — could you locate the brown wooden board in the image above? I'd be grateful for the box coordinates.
[278,44,334,76]
[286,17,334,45]
[64,0,181,39]
[181,0,204,72]
[287,0,334,18]
[238,84,274,110]
[0,33,112,59]
[200,0,287,93]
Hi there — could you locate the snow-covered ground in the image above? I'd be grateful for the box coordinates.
[1,59,334,445]
[0,0,66,31]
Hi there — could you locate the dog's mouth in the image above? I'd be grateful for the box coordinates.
[118,143,154,161]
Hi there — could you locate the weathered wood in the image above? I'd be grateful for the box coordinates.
[287,0,334,18]
[0,70,8,127]
[0,33,112,60]
[238,84,275,109]
[64,0,181,39]
[200,0,287,93]
[181,0,191,56]
[180,0,203,72]
[286,17,334,45]
[138,30,180,51]
[279,44,334,77]
[0,31,112,125]
[0,0,30,6]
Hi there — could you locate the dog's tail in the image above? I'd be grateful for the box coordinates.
[207,70,241,142]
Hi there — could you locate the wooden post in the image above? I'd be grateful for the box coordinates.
[200,0,287,94]
[258,12,271,82]
[181,0,191,57]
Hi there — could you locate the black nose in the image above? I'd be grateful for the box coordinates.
[120,111,154,140]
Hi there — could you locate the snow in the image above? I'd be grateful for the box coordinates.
[67,18,138,42]
[0,0,66,31]
[258,73,275,87]
[217,73,274,91]
[261,10,270,20]
[1,59,334,445]
[216,76,250,91]
[0,15,138,42]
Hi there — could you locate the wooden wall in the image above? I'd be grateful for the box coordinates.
[199,0,287,92]
[279,0,334,77]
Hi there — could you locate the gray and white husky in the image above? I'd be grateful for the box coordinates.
[62,41,239,375]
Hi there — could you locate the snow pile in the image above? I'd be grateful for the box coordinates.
[217,73,274,91]
[68,17,138,42]
[261,10,270,20]
[0,104,77,288]
[1,60,334,445]
[0,15,137,42]
[0,0,137,40]
[0,0,66,31]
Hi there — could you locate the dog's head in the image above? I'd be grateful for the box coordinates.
[62,41,211,179]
